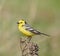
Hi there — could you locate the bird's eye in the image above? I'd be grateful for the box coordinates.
[20,22,23,24]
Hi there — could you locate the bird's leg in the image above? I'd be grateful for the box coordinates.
[27,37,32,43]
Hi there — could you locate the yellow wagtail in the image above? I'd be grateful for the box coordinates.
[17,19,49,41]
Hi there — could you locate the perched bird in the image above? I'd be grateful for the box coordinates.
[17,19,50,41]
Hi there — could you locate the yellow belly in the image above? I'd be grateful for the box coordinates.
[19,27,34,37]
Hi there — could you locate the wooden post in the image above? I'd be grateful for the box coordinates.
[20,38,39,56]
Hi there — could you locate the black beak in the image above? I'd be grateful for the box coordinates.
[17,22,19,24]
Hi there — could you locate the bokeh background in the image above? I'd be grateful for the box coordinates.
[0,0,60,56]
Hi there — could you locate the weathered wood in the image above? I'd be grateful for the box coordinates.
[20,38,39,56]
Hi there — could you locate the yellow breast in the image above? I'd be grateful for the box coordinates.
[18,26,34,37]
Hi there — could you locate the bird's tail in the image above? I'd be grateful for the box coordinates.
[40,32,50,37]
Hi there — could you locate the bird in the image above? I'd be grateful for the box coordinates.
[17,19,50,41]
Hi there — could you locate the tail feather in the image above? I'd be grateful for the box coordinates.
[40,32,50,37]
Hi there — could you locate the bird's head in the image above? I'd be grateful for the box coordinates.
[17,19,27,26]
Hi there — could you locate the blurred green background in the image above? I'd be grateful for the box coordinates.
[0,0,60,56]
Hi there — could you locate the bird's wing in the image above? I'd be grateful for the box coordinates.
[24,24,50,36]
[24,24,41,34]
